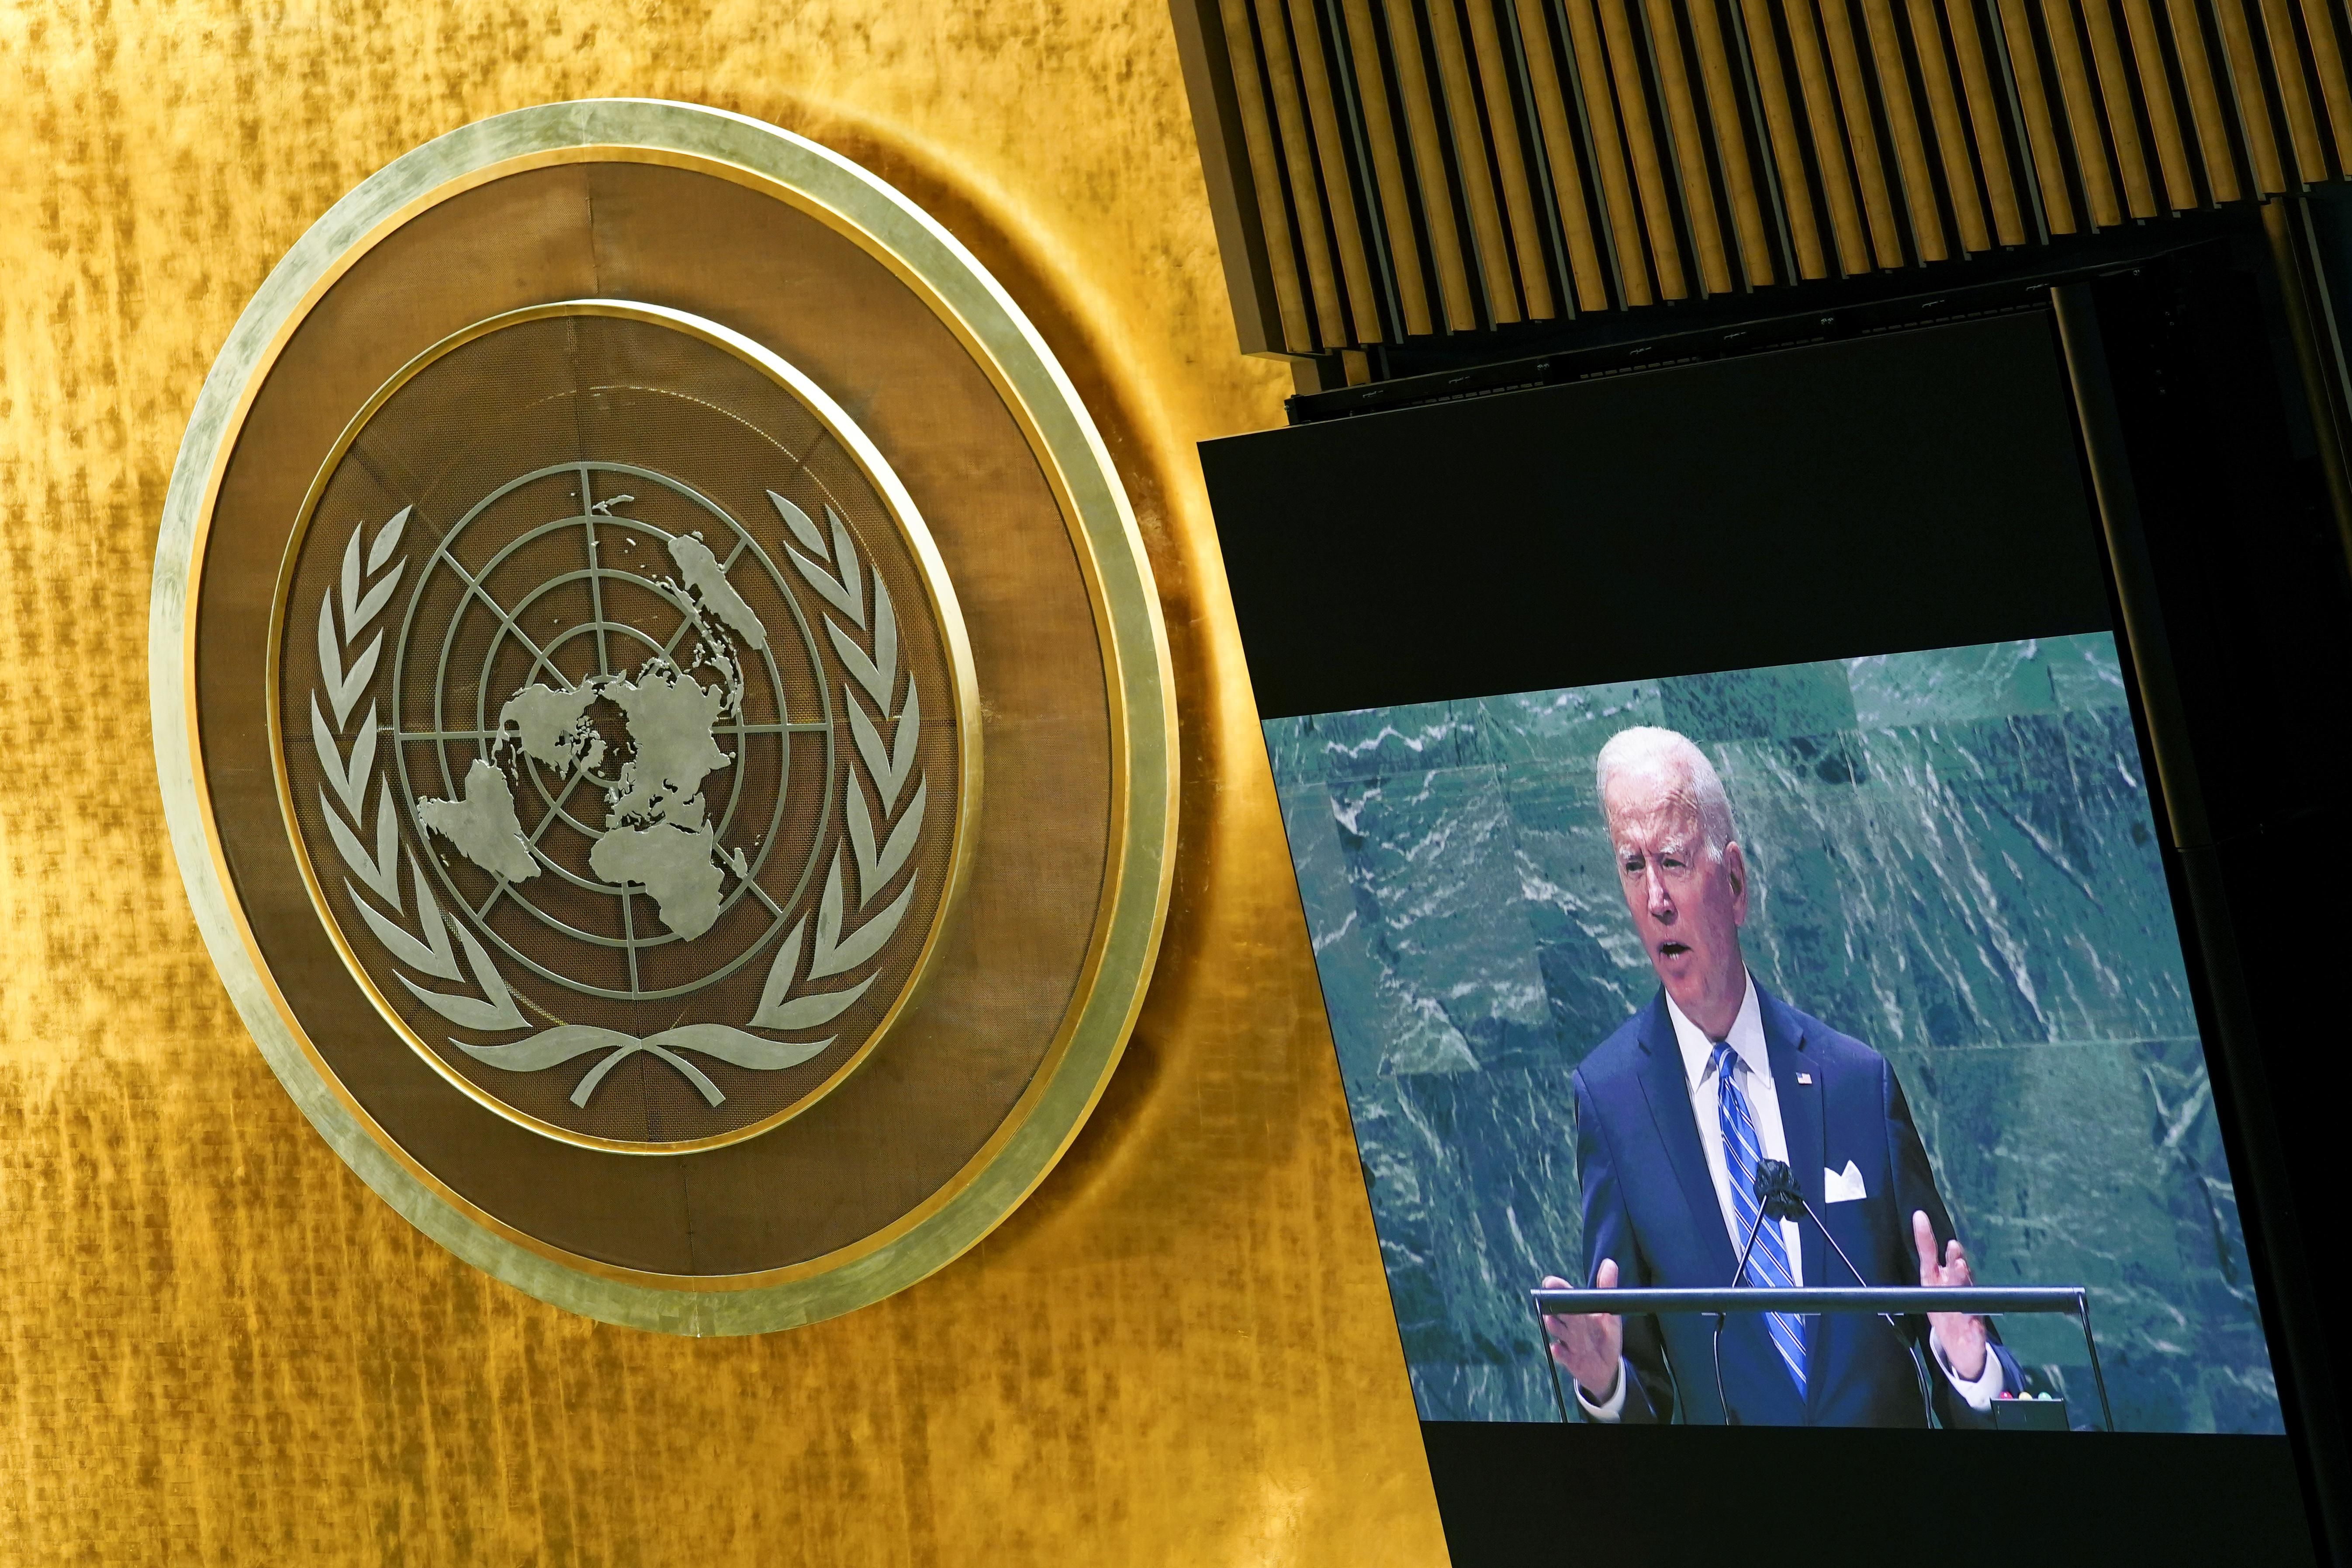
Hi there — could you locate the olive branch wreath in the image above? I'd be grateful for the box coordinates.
[308,492,926,1113]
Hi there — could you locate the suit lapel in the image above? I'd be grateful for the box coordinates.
[1630,993,1739,1285]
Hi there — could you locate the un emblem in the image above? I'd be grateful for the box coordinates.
[284,303,972,1151]
[156,103,1174,1332]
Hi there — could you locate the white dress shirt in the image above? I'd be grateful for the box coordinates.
[1579,972,2003,1419]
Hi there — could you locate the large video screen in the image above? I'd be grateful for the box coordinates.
[1204,305,2303,1460]
[1264,634,2276,1433]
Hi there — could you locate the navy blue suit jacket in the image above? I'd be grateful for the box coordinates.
[1571,985,2020,1426]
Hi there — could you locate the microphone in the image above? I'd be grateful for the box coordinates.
[1752,1156,1940,1427]
[1754,1158,1803,1222]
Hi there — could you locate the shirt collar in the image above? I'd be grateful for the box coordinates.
[1665,970,1766,1093]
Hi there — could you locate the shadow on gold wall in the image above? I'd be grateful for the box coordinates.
[0,1,1448,1562]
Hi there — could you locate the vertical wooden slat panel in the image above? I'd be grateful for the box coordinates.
[1426,0,1532,317]
[1513,0,1619,304]
[1783,0,1879,267]
[1741,0,1836,273]
[1907,0,1996,248]
[1561,0,1663,299]
[1688,0,1784,281]
[1289,0,1392,339]
[1600,0,1698,293]
[1383,0,1488,325]
[1817,0,1910,263]
[1947,0,2029,241]
[2212,0,2291,191]
[1463,0,1564,314]
[2163,0,2245,197]
[2079,0,2162,215]
[1644,0,1741,289]
[2254,0,2334,178]
[2297,0,2352,168]
[2043,0,2129,224]
[1996,0,2082,229]
[1217,0,1321,348]
[1289,0,1392,338]
[1254,0,1354,339]
[1858,0,1953,256]
[2115,0,2202,206]
[1192,0,2352,351]
[1339,0,1441,332]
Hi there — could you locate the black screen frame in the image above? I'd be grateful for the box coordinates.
[1210,310,2116,721]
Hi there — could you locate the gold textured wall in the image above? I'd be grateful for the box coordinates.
[0,4,1448,1561]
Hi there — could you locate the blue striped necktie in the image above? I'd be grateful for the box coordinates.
[1711,1040,1809,1397]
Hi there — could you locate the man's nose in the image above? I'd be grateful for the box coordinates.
[1644,862,1673,920]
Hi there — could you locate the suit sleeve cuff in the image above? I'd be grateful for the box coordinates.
[1574,1358,1631,1422]
[1931,1326,2006,1412]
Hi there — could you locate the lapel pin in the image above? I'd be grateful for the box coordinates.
[1796,1072,1813,1085]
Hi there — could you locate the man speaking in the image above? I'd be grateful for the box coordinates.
[1541,726,2022,1426]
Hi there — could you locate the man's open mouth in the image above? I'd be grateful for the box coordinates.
[1658,941,1691,959]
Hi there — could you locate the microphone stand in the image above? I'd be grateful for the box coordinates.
[1755,1161,1941,1429]
[1714,1194,1777,1426]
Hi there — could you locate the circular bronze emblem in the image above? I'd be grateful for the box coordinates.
[154,103,1175,1331]
[277,303,975,1153]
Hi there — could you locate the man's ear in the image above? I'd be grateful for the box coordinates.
[1723,840,1750,924]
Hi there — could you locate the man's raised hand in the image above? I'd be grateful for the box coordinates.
[1540,1258,1625,1402]
[1912,1209,1990,1383]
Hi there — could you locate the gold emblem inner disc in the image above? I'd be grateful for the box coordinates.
[272,302,977,1153]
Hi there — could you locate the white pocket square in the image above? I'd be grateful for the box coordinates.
[1823,1160,1868,1203]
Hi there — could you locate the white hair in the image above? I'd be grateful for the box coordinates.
[1594,726,1737,859]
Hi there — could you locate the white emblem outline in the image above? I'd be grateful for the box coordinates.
[308,485,929,1113]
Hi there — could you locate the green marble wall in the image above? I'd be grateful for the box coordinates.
[1267,635,2282,1432]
